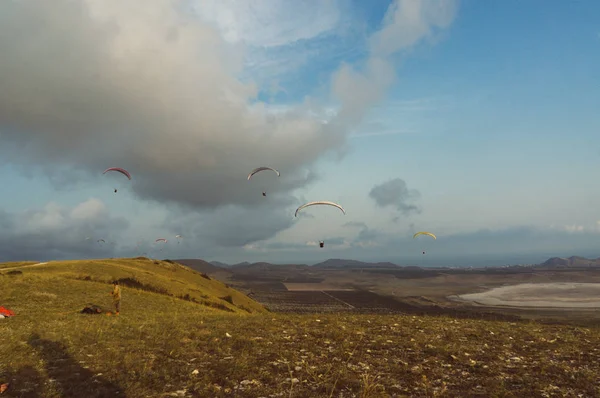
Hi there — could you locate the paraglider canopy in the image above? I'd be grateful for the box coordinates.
[413,231,436,240]
[247,167,280,180]
[103,167,131,180]
[294,201,346,217]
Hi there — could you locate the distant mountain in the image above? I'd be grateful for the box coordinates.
[537,256,600,268]
[312,258,400,269]
[231,262,309,272]
[209,261,231,268]
[230,261,251,268]
[174,259,230,274]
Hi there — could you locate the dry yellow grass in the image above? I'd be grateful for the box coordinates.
[1,258,599,397]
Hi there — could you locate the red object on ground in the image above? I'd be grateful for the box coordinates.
[0,307,15,317]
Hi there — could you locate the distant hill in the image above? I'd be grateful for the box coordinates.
[312,258,400,269]
[230,261,251,268]
[209,261,231,268]
[173,258,231,275]
[231,262,309,272]
[538,256,600,268]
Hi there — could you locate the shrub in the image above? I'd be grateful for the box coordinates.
[6,270,23,276]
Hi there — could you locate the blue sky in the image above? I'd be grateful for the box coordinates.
[0,0,599,265]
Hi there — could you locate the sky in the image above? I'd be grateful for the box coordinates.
[0,0,599,266]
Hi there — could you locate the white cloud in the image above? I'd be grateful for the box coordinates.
[564,224,585,233]
[0,0,460,259]
[193,0,363,90]
[0,0,347,211]
[70,198,107,221]
[552,221,600,234]
[370,0,458,57]
[194,0,343,48]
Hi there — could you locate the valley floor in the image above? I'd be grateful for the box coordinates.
[455,282,600,308]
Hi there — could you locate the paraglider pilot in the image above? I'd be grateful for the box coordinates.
[114,189,118,193]
[262,191,266,197]
[110,281,121,315]
[319,241,324,248]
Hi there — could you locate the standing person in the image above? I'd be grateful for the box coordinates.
[110,281,121,315]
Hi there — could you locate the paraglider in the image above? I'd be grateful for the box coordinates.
[155,238,167,252]
[103,167,131,193]
[248,167,280,197]
[295,201,346,248]
[175,235,182,244]
[413,231,436,255]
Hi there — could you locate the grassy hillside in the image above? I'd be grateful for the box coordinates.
[1,259,599,397]
[174,258,229,275]
[0,258,265,315]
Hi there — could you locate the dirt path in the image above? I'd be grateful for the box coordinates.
[320,291,355,309]
[1,262,48,272]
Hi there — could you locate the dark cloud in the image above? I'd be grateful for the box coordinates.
[162,196,300,248]
[262,241,307,250]
[0,199,128,262]
[369,178,421,215]
[357,227,379,242]
[343,221,379,242]
[322,236,347,246]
